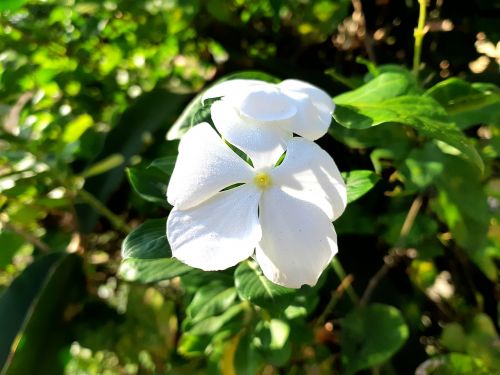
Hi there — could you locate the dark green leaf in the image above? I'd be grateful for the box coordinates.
[149,155,177,175]
[341,303,409,375]
[118,257,191,283]
[333,73,484,171]
[342,170,380,203]
[121,218,170,259]
[0,253,85,375]
[234,260,296,309]
[126,167,169,207]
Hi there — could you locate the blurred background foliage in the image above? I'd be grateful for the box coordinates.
[0,0,499,374]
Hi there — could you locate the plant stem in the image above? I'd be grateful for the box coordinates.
[360,195,423,305]
[331,258,360,304]
[412,0,428,80]
[77,189,131,233]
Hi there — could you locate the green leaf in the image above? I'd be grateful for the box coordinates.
[0,253,86,375]
[426,78,500,129]
[187,282,238,325]
[121,218,170,259]
[118,257,191,283]
[342,170,380,203]
[167,71,280,140]
[234,260,296,309]
[126,166,169,207]
[341,303,409,375]
[149,155,177,175]
[333,73,484,172]
[0,0,28,11]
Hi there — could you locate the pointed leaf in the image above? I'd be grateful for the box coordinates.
[342,170,380,203]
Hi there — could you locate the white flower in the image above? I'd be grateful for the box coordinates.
[202,79,335,169]
[166,122,347,288]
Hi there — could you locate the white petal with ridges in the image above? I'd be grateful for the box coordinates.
[202,79,264,103]
[167,122,254,210]
[270,137,347,221]
[167,184,262,271]
[255,187,338,288]
[211,100,291,169]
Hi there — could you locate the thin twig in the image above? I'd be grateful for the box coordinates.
[1,220,50,253]
[360,195,423,305]
[317,274,355,325]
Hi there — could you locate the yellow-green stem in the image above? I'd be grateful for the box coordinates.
[413,0,428,80]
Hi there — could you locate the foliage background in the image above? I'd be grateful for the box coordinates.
[1,0,499,374]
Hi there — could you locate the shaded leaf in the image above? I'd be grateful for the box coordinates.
[341,303,409,375]
[126,167,169,207]
[121,218,170,259]
[0,253,85,375]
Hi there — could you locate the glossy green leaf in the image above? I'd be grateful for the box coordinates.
[126,167,169,207]
[167,71,280,140]
[426,78,500,129]
[333,73,484,171]
[341,303,409,375]
[342,170,380,203]
[234,260,296,309]
[121,218,170,259]
[149,155,177,175]
[0,253,85,375]
[118,258,191,283]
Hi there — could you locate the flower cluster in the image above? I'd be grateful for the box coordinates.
[166,78,347,288]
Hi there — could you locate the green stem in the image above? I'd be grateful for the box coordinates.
[331,258,360,304]
[77,189,131,233]
[412,0,428,80]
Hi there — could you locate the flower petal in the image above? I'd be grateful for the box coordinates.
[229,84,297,122]
[255,187,338,288]
[167,184,262,271]
[202,79,263,103]
[211,100,291,169]
[279,79,334,140]
[270,137,347,221]
[167,122,254,210]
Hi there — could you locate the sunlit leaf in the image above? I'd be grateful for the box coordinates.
[333,73,484,171]
[342,170,379,203]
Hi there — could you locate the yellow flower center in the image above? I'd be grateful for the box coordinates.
[253,171,272,190]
